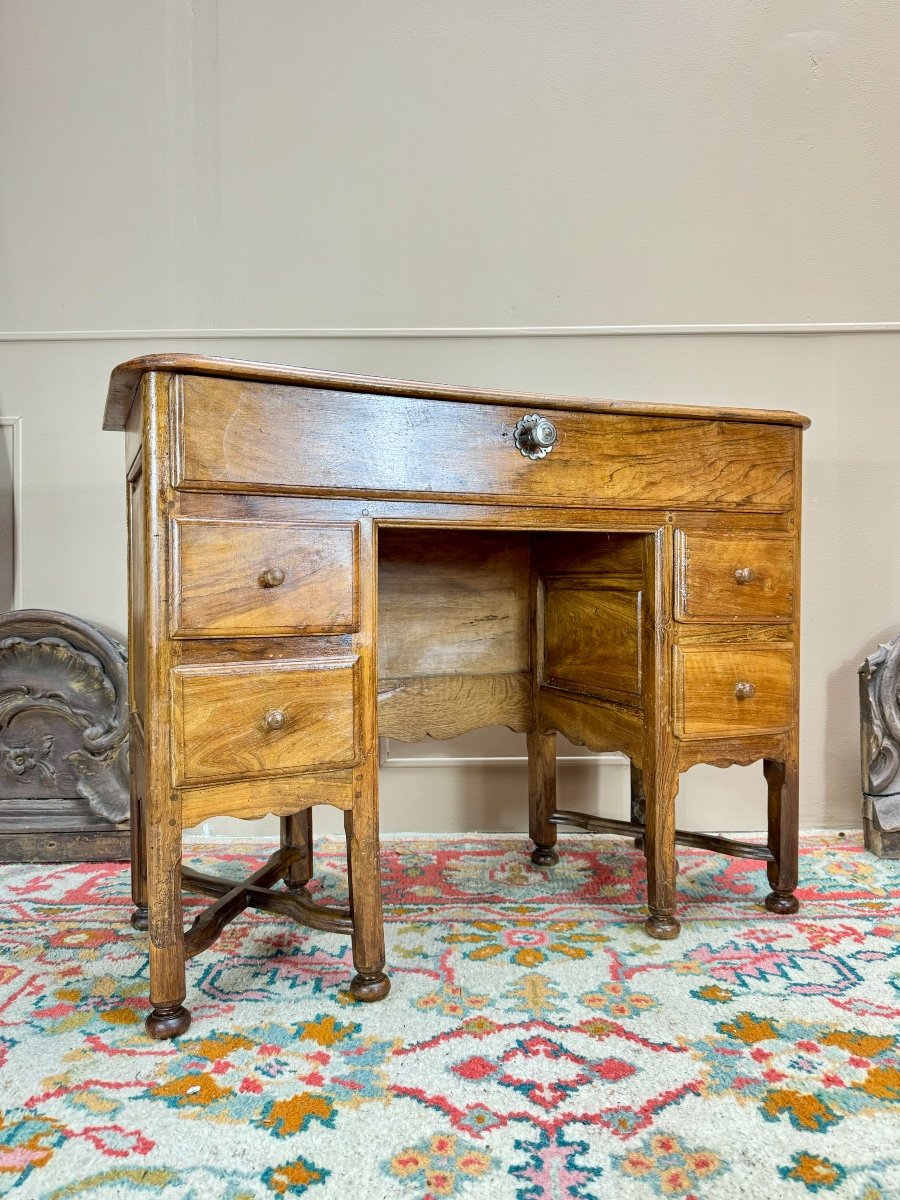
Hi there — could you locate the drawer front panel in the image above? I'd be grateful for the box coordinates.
[675,644,794,739]
[675,531,795,623]
[173,658,358,785]
[173,519,357,637]
[175,376,797,511]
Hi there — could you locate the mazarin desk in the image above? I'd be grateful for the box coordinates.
[104,355,808,1039]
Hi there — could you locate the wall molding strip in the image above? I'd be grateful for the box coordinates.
[2,322,900,342]
[0,417,23,610]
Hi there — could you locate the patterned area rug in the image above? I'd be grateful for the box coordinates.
[1,832,899,1200]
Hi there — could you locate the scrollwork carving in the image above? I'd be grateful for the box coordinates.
[860,633,900,797]
[860,632,900,859]
[0,730,56,782]
[0,610,129,824]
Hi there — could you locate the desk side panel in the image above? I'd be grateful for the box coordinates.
[127,468,146,734]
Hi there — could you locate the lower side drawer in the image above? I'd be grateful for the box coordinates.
[172,657,358,786]
[674,644,794,739]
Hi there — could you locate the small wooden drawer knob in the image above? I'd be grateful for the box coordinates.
[264,709,286,730]
[733,567,755,585]
[259,566,286,588]
[734,681,756,700]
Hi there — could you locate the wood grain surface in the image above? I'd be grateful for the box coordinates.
[377,529,529,679]
[538,686,643,762]
[173,375,798,511]
[675,529,794,623]
[104,353,810,433]
[675,643,794,738]
[173,518,357,637]
[378,672,532,741]
[543,579,643,704]
[180,770,356,827]
[127,471,147,727]
[172,658,359,785]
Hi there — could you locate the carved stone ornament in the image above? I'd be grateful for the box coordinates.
[859,631,900,858]
[0,609,129,861]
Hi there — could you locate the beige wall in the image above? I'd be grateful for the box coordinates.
[1,2,898,835]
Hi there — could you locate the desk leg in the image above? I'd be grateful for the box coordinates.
[528,731,558,866]
[345,768,390,1003]
[764,758,800,914]
[129,777,149,931]
[644,762,681,940]
[281,810,313,891]
[145,792,189,1039]
[630,762,646,852]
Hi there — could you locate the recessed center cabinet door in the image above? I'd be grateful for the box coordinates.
[172,658,358,786]
[543,579,642,705]
[173,519,357,637]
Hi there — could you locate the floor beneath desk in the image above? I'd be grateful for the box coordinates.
[1,832,896,1200]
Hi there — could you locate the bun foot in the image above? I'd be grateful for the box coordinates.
[644,913,681,940]
[146,1004,191,1040]
[765,891,800,915]
[349,971,391,1003]
[130,905,149,931]
[530,844,559,867]
[633,834,645,852]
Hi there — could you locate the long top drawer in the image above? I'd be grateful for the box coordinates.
[172,375,799,512]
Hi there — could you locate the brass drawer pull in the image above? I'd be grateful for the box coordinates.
[734,681,756,700]
[514,414,557,459]
[264,709,286,730]
[733,567,755,585]
[259,566,286,588]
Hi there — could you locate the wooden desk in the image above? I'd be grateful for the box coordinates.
[105,354,808,1039]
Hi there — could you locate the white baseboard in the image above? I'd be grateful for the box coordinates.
[381,750,627,768]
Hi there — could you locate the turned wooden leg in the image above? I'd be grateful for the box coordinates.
[281,809,313,892]
[345,520,389,1002]
[344,796,390,1003]
[145,793,190,1040]
[764,758,800,915]
[129,771,148,932]
[630,761,647,852]
[528,730,558,866]
[643,761,681,940]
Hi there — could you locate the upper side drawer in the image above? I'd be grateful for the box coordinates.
[173,375,798,511]
[172,518,358,638]
[674,530,795,623]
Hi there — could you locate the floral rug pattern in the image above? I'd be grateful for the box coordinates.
[0,832,898,1199]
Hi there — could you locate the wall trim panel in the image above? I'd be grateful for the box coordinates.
[0,417,23,610]
[2,323,900,343]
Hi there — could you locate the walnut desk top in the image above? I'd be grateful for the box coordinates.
[107,353,808,1038]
